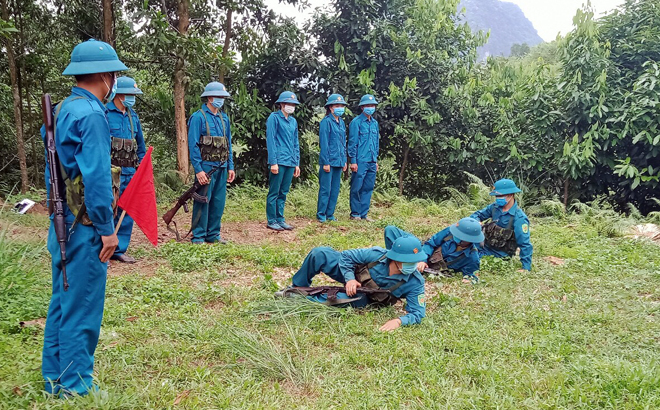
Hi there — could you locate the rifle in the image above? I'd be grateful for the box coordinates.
[42,94,69,291]
[284,286,395,306]
[422,268,454,278]
[162,166,221,241]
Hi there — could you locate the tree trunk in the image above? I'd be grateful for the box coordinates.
[563,178,569,210]
[102,0,114,46]
[398,144,410,196]
[174,0,190,180]
[218,8,232,83]
[1,0,28,193]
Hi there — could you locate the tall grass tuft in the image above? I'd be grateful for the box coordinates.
[248,296,345,324]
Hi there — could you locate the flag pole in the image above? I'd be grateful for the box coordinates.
[114,210,127,235]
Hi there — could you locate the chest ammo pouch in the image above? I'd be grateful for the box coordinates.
[55,98,122,226]
[426,234,469,274]
[483,218,517,255]
[198,111,229,163]
[111,112,139,167]
[354,255,405,307]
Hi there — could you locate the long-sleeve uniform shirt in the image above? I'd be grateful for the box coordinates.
[422,227,481,276]
[338,247,426,326]
[319,114,347,167]
[106,101,146,175]
[266,111,300,167]
[470,202,533,270]
[188,104,234,175]
[41,87,115,236]
[348,113,379,164]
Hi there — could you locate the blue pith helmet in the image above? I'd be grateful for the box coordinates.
[62,39,128,76]
[325,93,347,106]
[115,76,143,95]
[359,94,378,106]
[386,236,428,263]
[489,179,522,196]
[450,218,485,243]
[201,82,230,98]
[276,91,301,105]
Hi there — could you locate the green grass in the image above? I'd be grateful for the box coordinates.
[1,185,660,409]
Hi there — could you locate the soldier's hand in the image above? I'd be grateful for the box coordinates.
[196,171,209,185]
[323,165,331,173]
[350,163,358,172]
[416,262,428,272]
[379,318,402,332]
[376,163,379,172]
[345,279,361,296]
[100,234,119,263]
[270,164,279,175]
[294,166,301,178]
[227,170,236,183]
[342,164,347,172]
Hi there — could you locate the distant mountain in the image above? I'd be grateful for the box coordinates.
[459,0,544,59]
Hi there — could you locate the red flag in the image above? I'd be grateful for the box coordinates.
[117,146,159,246]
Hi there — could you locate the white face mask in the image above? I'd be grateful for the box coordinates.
[283,105,295,114]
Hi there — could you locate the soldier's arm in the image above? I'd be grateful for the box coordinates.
[515,215,533,271]
[266,114,278,165]
[135,114,146,163]
[422,227,451,256]
[76,110,115,236]
[338,247,385,282]
[400,288,426,326]
[293,118,300,166]
[187,114,204,174]
[347,118,359,164]
[225,114,234,170]
[470,204,493,221]
[318,118,330,166]
[460,252,481,276]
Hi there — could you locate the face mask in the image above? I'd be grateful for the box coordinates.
[103,73,117,103]
[400,262,418,275]
[495,197,508,207]
[122,95,136,108]
[333,107,345,116]
[363,107,375,116]
[283,105,295,114]
[211,98,225,109]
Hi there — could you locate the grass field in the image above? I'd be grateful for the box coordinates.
[1,183,660,409]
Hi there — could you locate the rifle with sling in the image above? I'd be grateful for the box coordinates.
[162,165,221,241]
[42,94,69,291]
[285,286,395,307]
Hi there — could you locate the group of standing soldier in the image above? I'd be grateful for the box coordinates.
[40,38,533,397]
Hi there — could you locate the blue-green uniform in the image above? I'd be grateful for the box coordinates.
[348,112,379,218]
[188,104,234,243]
[40,88,116,396]
[106,102,145,256]
[266,110,299,225]
[291,246,426,325]
[317,114,346,222]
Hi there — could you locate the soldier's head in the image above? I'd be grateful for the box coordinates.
[201,82,230,112]
[386,236,428,275]
[489,179,521,208]
[113,76,143,110]
[325,94,347,116]
[359,94,378,116]
[63,39,128,103]
[275,91,301,115]
[450,217,485,247]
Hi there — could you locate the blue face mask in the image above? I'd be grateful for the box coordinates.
[122,95,136,108]
[333,107,345,116]
[400,262,418,275]
[363,107,375,116]
[104,74,117,103]
[211,98,225,109]
[495,197,508,207]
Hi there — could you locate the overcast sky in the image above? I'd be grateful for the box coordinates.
[266,0,626,42]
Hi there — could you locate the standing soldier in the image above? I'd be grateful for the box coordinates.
[107,77,146,263]
[317,94,348,223]
[188,82,236,244]
[470,179,533,272]
[348,94,379,221]
[265,91,301,231]
[41,39,125,396]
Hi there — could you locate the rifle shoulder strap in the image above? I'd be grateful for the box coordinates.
[366,254,387,269]
[128,110,135,139]
[385,279,405,293]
